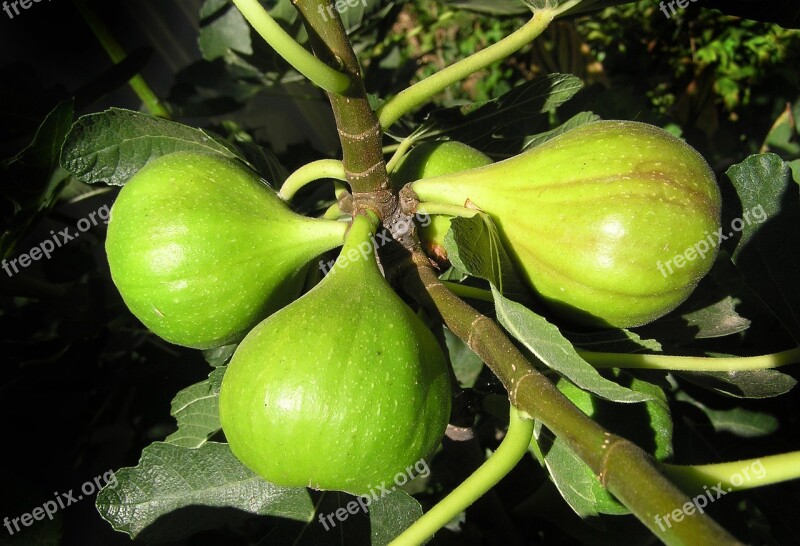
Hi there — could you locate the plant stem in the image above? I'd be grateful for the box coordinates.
[231,0,351,94]
[280,159,346,200]
[293,1,393,203]
[322,202,345,220]
[662,452,800,493]
[385,138,415,173]
[579,347,800,372]
[441,281,494,303]
[416,202,478,218]
[71,0,170,118]
[377,9,555,130]
[399,258,742,546]
[389,406,534,545]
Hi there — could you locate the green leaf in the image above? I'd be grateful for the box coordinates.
[1,100,74,258]
[60,108,241,186]
[409,74,584,150]
[676,368,797,399]
[165,367,226,448]
[726,153,800,343]
[788,159,800,184]
[444,214,530,300]
[203,344,237,367]
[522,111,600,150]
[565,328,663,353]
[676,391,779,438]
[198,0,253,61]
[492,287,652,403]
[96,442,314,542]
[531,427,628,517]
[681,296,751,338]
[369,490,424,545]
[445,328,484,388]
[443,0,529,15]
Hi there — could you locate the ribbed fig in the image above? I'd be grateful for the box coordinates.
[218,214,451,495]
[410,121,722,328]
[105,151,347,349]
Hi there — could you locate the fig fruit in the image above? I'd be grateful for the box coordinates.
[392,140,493,184]
[392,141,493,262]
[105,151,347,349]
[219,214,451,495]
[410,121,722,328]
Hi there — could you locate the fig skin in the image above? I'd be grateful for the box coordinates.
[219,214,452,495]
[410,121,722,328]
[392,140,494,185]
[105,151,347,349]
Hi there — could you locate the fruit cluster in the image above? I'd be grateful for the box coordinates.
[105,120,721,493]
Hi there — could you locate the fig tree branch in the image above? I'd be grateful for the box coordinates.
[399,256,743,546]
[293,0,394,206]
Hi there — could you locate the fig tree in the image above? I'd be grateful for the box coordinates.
[410,121,722,328]
[105,151,347,349]
[219,213,451,495]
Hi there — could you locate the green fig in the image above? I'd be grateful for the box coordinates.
[105,151,347,349]
[392,140,494,185]
[392,141,493,262]
[410,121,722,328]
[219,214,451,495]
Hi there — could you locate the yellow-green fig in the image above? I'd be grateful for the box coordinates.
[105,151,347,349]
[410,121,722,328]
[219,214,451,495]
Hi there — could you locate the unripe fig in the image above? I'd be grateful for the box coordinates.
[392,140,494,184]
[219,214,451,495]
[410,121,722,328]
[105,151,347,349]
[392,141,493,262]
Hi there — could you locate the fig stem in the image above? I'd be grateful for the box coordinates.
[385,138,416,174]
[416,203,478,219]
[322,203,344,220]
[440,281,494,303]
[230,0,351,94]
[578,347,800,372]
[389,406,534,546]
[661,451,800,494]
[377,8,558,130]
[280,159,347,201]
[71,0,170,119]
